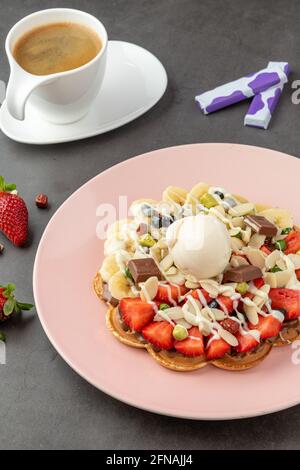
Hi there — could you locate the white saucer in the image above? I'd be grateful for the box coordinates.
[0,41,167,144]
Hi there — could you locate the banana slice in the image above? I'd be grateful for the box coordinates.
[258,208,294,229]
[185,182,209,213]
[162,186,187,206]
[108,271,135,300]
[99,255,120,282]
[107,219,134,240]
[233,194,249,204]
[130,199,158,217]
[254,202,272,213]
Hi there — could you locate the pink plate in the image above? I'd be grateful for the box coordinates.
[33,143,300,420]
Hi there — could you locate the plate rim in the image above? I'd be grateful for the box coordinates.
[0,40,168,145]
[33,142,300,420]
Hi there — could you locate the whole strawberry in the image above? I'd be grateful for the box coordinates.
[0,283,33,322]
[0,176,28,246]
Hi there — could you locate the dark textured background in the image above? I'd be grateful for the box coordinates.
[0,0,299,450]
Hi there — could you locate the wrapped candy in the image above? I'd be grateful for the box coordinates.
[195,63,288,114]
[244,62,290,129]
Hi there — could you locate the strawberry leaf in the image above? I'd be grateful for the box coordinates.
[3,297,16,316]
[0,176,17,193]
[16,302,34,311]
[3,283,16,298]
[0,331,5,342]
[4,183,17,191]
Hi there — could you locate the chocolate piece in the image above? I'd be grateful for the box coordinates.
[102,283,119,307]
[223,265,263,283]
[244,215,277,237]
[128,258,163,283]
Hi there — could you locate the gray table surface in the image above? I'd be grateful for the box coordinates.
[0,0,300,450]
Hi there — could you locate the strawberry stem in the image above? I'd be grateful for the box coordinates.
[0,283,34,317]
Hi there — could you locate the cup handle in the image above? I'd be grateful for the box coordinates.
[6,62,53,121]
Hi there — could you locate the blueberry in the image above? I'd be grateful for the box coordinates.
[222,197,237,209]
[151,214,161,228]
[215,190,224,200]
[161,215,174,228]
[141,204,154,216]
[208,299,219,309]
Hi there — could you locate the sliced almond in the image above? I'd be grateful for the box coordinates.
[185,273,199,283]
[175,319,193,329]
[231,255,249,268]
[183,298,202,316]
[162,306,183,320]
[185,280,200,289]
[230,237,244,252]
[276,257,287,271]
[231,216,245,228]
[159,253,174,272]
[210,308,225,321]
[243,304,259,325]
[243,247,266,269]
[182,309,199,326]
[166,271,186,285]
[229,227,241,237]
[140,276,159,302]
[273,270,293,288]
[165,266,177,276]
[199,322,212,336]
[264,272,277,288]
[200,306,213,320]
[219,328,239,346]
[241,226,252,244]
[199,280,219,298]
[265,250,281,270]
[248,233,266,249]
[287,254,300,270]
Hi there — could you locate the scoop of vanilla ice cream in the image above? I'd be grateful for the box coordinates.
[166,214,232,280]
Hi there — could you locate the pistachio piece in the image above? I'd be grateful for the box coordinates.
[200,193,218,209]
[139,233,156,247]
[172,324,189,341]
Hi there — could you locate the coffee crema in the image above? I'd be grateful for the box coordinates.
[13,22,102,76]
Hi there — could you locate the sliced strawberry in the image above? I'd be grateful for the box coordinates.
[189,288,211,305]
[174,326,204,357]
[284,230,300,255]
[269,288,300,320]
[220,318,239,335]
[206,337,231,360]
[119,298,155,332]
[253,277,265,289]
[142,321,174,350]
[296,269,300,281]
[155,283,188,305]
[249,315,282,339]
[260,245,272,255]
[235,332,259,353]
[216,295,234,313]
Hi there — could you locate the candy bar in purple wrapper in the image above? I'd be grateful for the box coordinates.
[244,62,290,129]
[195,63,288,114]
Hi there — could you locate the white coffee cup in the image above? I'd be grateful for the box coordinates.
[5,8,108,124]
